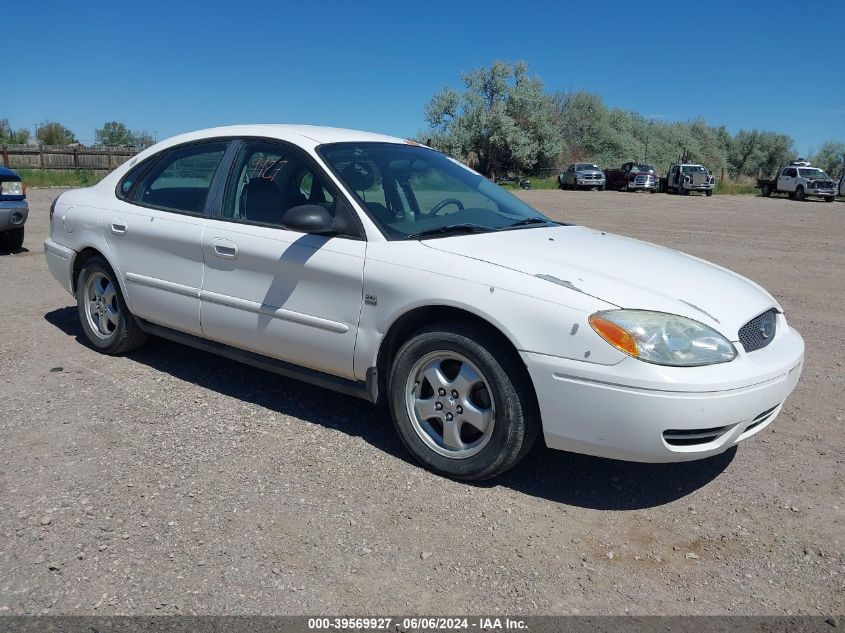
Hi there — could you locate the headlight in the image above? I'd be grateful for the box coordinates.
[1,181,24,196]
[589,310,736,366]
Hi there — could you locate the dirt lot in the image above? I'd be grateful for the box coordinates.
[1,188,843,616]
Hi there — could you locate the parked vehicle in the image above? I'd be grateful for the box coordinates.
[0,166,28,251]
[45,125,804,480]
[660,163,716,196]
[604,162,658,193]
[756,162,837,202]
[558,163,605,190]
[840,172,844,197]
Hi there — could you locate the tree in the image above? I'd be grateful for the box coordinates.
[95,121,136,146]
[811,141,845,178]
[36,121,77,145]
[423,60,562,178]
[134,130,155,150]
[727,130,793,178]
[0,119,31,144]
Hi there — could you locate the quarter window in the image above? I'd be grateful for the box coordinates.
[134,142,227,214]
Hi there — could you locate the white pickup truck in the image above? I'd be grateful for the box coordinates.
[756,162,837,202]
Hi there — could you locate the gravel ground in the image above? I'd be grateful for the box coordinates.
[0,188,842,616]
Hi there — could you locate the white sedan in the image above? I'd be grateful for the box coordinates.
[44,125,804,480]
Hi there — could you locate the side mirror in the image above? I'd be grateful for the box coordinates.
[281,204,335,234]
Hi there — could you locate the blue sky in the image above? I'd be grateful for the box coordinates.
[7,0,842,155]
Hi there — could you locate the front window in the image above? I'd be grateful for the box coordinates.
[797,168,829,179]
[681,165,708,174]
[221,140,336,226]
[319,143,553,240]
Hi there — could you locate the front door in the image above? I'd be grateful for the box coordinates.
[199,140,366,379]
[778,168,797,192]
[105,140,230,336]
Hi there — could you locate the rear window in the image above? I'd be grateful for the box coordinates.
[133,142,227,214]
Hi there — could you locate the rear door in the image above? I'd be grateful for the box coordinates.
[199,139,366,379]
[105,141,231,336]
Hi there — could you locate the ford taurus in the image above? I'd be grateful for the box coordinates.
[44,125,804,480]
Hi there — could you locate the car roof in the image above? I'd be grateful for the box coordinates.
[96,124,421,191]
[151,124,409,152]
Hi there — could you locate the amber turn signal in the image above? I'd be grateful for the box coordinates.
[588,314,639,357]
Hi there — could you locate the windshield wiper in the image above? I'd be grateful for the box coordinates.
[502,217,553,229]
[403,224,494,240]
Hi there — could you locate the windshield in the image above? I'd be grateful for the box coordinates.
[576,163,601,171]
[681,165,708,174]
[631,164,655,173]
[318,142,553,239]
[798,168,829,179]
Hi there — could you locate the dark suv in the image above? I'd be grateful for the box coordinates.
[0,166,28,251]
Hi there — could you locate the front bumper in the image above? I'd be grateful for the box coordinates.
[683,183,715,191]
[523,323,804,462]
[0,199,28,231]
[810,188,836,196]
[576,179,605,187]
[44,239,77,296]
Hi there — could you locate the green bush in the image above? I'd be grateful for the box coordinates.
[16,169,104,188]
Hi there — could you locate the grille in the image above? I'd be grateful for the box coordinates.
[738,310,777,353]
[663,424,733,446]
[584,174,601,180]
[743,404,780,433]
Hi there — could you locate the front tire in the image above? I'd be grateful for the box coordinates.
[794,186,805,201]
[388,323,538,480]
[76,256,147,354]
[705,189,713,197]
[825,196,834,203]
[0,227,24,251]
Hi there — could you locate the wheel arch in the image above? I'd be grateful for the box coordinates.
[374,304,539,412]
[71,246,131,308]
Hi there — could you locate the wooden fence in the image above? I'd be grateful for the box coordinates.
[0,144,139,172]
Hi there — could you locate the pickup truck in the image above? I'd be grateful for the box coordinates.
[604,162,658,193]
[659,163,715,196]
[0,166,28,251]
[756,163,837,202]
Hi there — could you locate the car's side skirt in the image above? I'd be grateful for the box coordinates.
[137,319,378,403]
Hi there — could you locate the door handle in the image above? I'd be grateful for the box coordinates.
[211,238,238,259]
[110,221,127,235]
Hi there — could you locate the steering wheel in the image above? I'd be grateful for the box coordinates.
[430,198,465,216]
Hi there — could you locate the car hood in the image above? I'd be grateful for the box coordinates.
[422,225,778,338]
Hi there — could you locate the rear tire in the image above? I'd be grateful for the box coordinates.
[76,256,147,355]
[0,227,24,251]
[388,323,539,481]
[761,183,772,197]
